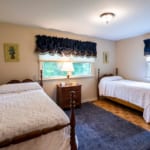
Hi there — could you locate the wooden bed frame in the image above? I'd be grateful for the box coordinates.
[1,70,77,150]
[7,70,44,86]
[97,68,143,112]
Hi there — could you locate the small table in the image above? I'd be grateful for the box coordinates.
[56,84,81,109]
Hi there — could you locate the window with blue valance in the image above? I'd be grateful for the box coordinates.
[35,35,97,57]
[144,39,150,56]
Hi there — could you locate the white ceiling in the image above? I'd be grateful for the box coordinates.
[0,0,150,41]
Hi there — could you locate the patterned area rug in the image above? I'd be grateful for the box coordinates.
[65,103,150,150]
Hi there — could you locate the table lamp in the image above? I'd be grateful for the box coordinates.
[61,62,74,85]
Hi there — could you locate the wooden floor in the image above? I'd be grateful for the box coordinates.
[92,98,150,131]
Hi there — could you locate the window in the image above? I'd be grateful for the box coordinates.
[39,54,95,79]
[41,61,93,79]
[145,56,150,80]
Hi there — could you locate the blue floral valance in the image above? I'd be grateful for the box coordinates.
[35,35,97,57]
[144,39,150,56]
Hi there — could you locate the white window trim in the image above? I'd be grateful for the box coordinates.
[39,54,96,62]
[42,74,95,81]
[39,54,95,80]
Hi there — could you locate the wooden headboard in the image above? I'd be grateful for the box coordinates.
[7,70,43,87]
[97,68,118,99]
[7,79,33,84]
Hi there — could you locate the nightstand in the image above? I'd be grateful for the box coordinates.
[57,84,81,109]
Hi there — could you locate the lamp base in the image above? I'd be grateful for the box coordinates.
[65,75,72,85]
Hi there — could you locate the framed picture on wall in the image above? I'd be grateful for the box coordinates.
[103,51,109,64]
[4,43,19,62]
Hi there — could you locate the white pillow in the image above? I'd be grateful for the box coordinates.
[0,82,42,94]
[102,76,123,81]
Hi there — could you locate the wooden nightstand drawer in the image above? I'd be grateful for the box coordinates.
[57,84,81,109]
[62,86,80,91]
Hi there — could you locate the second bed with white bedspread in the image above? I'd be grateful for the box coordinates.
[99,76,150,123]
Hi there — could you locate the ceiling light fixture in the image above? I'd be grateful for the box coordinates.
[100,12,115,24]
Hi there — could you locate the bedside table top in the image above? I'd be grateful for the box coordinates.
[57,83,81,88]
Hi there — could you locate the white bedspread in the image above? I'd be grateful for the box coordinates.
[99,76,150,123]
[0,83,69,143]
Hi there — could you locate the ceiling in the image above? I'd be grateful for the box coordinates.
[0,0,150,41]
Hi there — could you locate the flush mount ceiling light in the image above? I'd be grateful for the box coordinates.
[100,12,115,24]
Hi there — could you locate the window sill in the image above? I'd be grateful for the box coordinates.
[43,75,95,81]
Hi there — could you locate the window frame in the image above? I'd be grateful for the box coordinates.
[39,54,95,80]
[39,60,95,80]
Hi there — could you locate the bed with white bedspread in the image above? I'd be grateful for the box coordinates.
[99,76,150,123]
[0,82,76,150]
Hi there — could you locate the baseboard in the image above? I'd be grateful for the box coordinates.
[81,97,97,103]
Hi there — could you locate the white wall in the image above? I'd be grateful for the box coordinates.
[0,23,116,102]
[116,33,150,81]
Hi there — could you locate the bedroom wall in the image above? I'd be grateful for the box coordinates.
[116,33,150,81]
[0,23,116,102]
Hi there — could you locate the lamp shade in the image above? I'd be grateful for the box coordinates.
[61,62,74,72]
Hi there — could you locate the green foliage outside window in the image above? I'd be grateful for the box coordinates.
[42,62,91,78]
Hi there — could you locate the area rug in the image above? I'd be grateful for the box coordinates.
[65,103,150,150]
